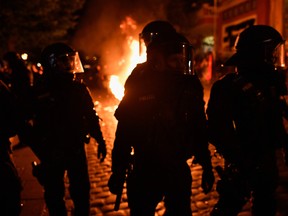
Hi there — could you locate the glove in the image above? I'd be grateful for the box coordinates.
[108,173,125,195]
[201,168,215,194]
[97,140,107,162]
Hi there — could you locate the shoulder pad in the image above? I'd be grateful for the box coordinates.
[124,62,148,88]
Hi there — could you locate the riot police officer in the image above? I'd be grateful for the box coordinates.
[207,25,288,216]
[108,21,214,216]
[31,42,107,216]
[2,52,33,150]
[0,79,22,216]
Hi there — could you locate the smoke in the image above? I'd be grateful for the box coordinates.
[71,0,171,76]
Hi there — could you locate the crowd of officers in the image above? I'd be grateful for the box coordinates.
[1,20,288,216]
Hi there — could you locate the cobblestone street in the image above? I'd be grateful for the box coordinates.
[13,86,288,216]
[81,88,288,216]
[75,93,239,216]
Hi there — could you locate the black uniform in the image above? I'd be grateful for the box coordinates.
[0,80,22,216]
[111,62,213,216]
[31,77,105,216]
[207,24,288,216]
[207,68,287,215]
[2,52,33,149]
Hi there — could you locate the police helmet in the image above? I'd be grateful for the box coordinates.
[40,42,84,75]
[147,33,194,75]
[225,25,285,67]
[139,20,177,57]
[140,20,176,46]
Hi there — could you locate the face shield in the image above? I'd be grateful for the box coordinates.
[272,41,286,69]
[165,42,194,75]
[52,51,84,74]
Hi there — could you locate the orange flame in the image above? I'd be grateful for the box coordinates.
[109,17,146,101]
[109,75,125,100]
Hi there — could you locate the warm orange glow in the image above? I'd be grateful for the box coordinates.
[109,17,146,101]
[109,75,125,100]
[205,53,213,81]
[127,38,146,74]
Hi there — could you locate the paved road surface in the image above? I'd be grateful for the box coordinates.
[12,88,288,216]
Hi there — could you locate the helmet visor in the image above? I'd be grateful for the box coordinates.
[139,32,159,46]
[273,41,286,68]
[55,51,84,74]
[139,32,158,57]
[166,42,194,75]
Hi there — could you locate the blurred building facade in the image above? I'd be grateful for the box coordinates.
[189,0,286,80]
[215,0,285,62]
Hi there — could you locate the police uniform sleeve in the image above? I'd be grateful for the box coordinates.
[0,80,18,140]
[190,77,212,170]
[206,74,241,162]
[112,88,136,172]
[111,120,133,174]
[111,66,143,173]
[186,77,214,193]
[80,84,105,145]
[109,72,138,194]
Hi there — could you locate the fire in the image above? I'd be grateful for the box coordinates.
[109,17,146,101]
[109,75,125,100]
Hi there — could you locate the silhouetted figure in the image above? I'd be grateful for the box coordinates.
[0,58,11,84]
[2,51,33,149]
[108,21,214,216]
[207,25,288,216]
[31,42,107,216]
[0,79,22,216]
